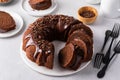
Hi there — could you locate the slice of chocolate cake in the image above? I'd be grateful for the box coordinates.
[0,11,16,33]
[59,43,76,68]
[29,0,52,10]
[36,40,54,69]
[67,30,93,61]
[68,23,93,38]
[59,38,88,70]
[69,39,87,70]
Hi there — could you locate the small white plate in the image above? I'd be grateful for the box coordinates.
[22,0,57,17]
[20,41,91,76]
[0,10,23,38]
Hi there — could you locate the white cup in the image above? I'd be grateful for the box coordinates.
[85,0,101,4]
[100,0,120,18]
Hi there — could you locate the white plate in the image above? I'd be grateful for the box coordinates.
[20,41,91,76]
[22,0,57,17]
[0,10,23,38]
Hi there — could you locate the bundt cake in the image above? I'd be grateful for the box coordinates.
[29,0,52,10]
[22,15,93,70]
[0,11,16,33]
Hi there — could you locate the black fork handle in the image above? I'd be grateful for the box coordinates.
[97,52,116,78]
[101,33,110,52]
[103,38,114,64]
[97,61,109,78]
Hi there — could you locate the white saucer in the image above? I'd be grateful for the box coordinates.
[20,41,91,76]
[22,0,57,17]
[0,10,23,38]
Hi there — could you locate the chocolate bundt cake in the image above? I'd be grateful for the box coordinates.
[22,15,93,70]
[0,11,16,33]
[29,0,52,10]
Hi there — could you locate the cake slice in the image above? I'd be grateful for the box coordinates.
[59,43,76,68]
[67,30,93,61]
[0,11,16,33]
[59,38,88,70]
[29,0,52,10]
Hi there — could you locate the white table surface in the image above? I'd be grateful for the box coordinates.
[0,0,120,80]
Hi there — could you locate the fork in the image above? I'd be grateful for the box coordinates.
[103,23,120,64]
[93,30,111,69]
[97,40,120,78]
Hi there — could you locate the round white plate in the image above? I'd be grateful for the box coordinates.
[22,0,57,17]
[0,10,23,38]
[20,41,91,76]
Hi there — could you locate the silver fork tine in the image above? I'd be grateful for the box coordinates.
[94,55,99,68]
[113,24,118,36]
[112,23,119,37]
[111,24,116,34]
[95,55,103,68]
[97,56,102,68]
[116,41,120,48]
[116,23,120,35]
[98,56,102,64]
[96,56,100,68]
[94,55,99,67]
[118,43,120,50]
[95,58,98,68]
[115,24,119,36]
[119,23,120,31]
[118,43,120,49]
[114,26,118,36]
[114,40,120,53]
[117,23,120,35]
